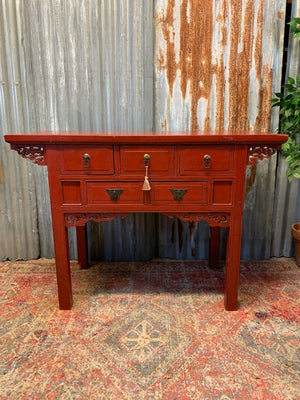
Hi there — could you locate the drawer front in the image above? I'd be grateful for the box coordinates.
[120,146,175,176]
[212,180,233,205]
[179,145,234,174]
[86,182,144,205]
[60,146,114,174]
[62,181,82,204]
[151,182,208,205]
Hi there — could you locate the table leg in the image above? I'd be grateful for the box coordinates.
[76,225,88,269]
[209,226,220,269]
[224,215,243,311]
[52,215,73,310]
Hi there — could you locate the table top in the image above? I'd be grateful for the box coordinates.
[4,130,288,145]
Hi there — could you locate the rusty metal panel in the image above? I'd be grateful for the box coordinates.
[154,0,287,260]
[155,0,286,132]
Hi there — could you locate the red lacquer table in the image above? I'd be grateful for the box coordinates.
[5,131,287,310]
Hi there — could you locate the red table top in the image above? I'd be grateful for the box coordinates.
[4,130,288,145]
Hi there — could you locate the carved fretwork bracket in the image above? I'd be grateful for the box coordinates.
[164,212,230,227]
[65,213,130,226]
[248,146,280,165]
[11,144,47,165]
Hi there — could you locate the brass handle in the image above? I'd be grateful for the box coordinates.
[143,154,150,167]
[203,154,211,169]
[170,189,187,201]
[83,153,90,168]
[106,189,123,201]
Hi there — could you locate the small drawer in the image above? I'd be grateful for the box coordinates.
[179,145,234,174]
[60,145,114,174]
[62,181,82,204]
[212,181,233,205]
[120,146,175,176]
[150,182,208,205]
[86,182,144,205]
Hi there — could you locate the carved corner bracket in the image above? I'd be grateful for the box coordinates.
[65,213,130,226]
[11,144,47,165]
[164,212,230,227]
[248,146,280,165]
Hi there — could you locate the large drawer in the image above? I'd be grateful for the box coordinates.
[179,145,234,175]
[150,182,208,205]
[60,145,114,174]
[120,146,175,176]
[86,182,144,205]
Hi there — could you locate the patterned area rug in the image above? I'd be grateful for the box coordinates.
[0,258,299,399]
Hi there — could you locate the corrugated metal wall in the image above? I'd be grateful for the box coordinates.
[272,0,300,257]
[154,0,288,260]
[0,0,299,262]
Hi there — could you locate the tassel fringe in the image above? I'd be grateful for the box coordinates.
[142,165,151,191]
[143,176,151,191]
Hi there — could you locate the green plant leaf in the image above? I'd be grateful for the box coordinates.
[285,110,293,118]
[285,155,293,163]
[288,77,295,84]
[290,159,300,168]
[286,168,293,178]
[283,84,296,92]
[294,170,300,179]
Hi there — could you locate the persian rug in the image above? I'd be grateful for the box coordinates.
[0,258,299,400]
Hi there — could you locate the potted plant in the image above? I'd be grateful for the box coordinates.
[271,17,300,266]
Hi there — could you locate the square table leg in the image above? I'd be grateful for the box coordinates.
[52,213,73,310]
[76,225,88,269]
[224,213,243,311]
[209,226,221,269]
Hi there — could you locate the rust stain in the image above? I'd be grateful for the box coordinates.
[254,0,264,81]
[277,11,285,20]
[181,1,214,131]
[245,164,257,195]
[179,0,189,99]
[157,0,214,131]
[157,0,271,132]
[215,60,225,130]
[156,48,165,71]
[217,6,228,48]
[161,118,168,131]
[158,0,177,97]
[228,0,256,130]
[254,65,273,132]
[253,0,272,132]
[215,1,229,130]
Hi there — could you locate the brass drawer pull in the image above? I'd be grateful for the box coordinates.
[170,189,187,200]
[143,154,151,191]
[83,153,90,168]
[106,189,123,201]
[203,154,211,169]
[143,153,150,167]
